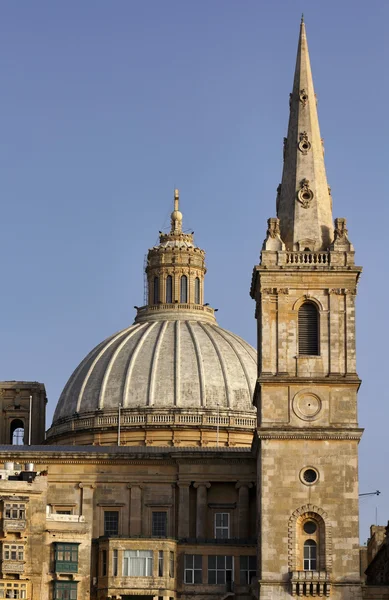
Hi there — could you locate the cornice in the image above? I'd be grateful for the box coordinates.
[257,376,361,386]
[256,427,363,441]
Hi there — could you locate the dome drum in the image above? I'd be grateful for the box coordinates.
[46,406,257,447]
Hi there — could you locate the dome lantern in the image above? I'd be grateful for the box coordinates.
[142,189,208,319]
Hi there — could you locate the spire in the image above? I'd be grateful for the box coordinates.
[170,188,183,233]
[277,19,333,251]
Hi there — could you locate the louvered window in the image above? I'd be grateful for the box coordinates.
[298,302,319,355]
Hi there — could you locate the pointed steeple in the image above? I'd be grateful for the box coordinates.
[277,19,333,251]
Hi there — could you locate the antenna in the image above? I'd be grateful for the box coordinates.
[143,255,148,306]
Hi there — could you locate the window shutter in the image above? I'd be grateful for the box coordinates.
[298,303,319,355]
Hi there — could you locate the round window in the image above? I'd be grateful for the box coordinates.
[303,468,318,484]
[303,521,317,534]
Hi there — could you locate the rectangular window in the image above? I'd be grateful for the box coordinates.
[54,543,79,573]
[4,503,25,520]
[0,582,28,600]
[53,581,78,600]
[3,544,24,561]
[123,550,153,576]
[104,511,119,536]
[113,549,118,576]
[158,550,164,576]
[169,551,174,577]
[102,550,107,577]
[303,542,317,570]
[240,555,256,584]
[152,511,167,537]
[208,555,233,585]
[214,513,230,539]
[184,554,202,584]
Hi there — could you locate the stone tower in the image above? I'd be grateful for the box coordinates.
[250,19,363,599]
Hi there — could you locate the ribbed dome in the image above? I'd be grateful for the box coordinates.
[53,317,257,421]
[48,190,258,447]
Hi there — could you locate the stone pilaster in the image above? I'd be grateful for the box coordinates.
[194,482,210,538]
[177,483,190,538]
[129,485,142,536]
[236,482,253,539]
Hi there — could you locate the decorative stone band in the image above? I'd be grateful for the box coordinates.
[256,428,363,441]
[47,408,257,440]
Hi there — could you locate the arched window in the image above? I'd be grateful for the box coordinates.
[195,277,200,304]
[180,275,188,303]
[166,275,173,303]
[298,302,319,355]
[303,540,317,571]
[10,419,25,445]
[153,277,159,305]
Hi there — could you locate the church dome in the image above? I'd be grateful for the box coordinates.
[47,190,257,447]
[52,312,256,419]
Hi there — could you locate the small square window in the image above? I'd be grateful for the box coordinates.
[240,555,256,584]
[184,554,202,584]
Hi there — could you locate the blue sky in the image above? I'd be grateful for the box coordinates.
[1,1,388,542]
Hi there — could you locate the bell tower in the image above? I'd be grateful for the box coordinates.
[251,19,363,599]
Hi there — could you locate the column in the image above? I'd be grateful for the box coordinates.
[194,482,210,538]
[236,482,252,539]
[177,483,190,538]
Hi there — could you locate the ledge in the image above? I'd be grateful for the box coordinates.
[256,427,363,441]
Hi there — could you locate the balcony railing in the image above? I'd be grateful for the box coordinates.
[55,560,78,573]
[286,252,329,265]
[47,513,85,523]
[1,560,25,574]
[290,571,331,597]
[2,519,26,533]
[179,537,256,545]
[47,409,256,438]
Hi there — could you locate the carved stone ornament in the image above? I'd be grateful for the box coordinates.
[289,92,293,107]
[267,217,281,239]
[297,178,314,209]
[299,89,308,106]
[298,131,311,155]
[283,137,287,160]
[262,217,285,252]
[334,217,348,240]
[330,217,353,251]
[277,288,289,295]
